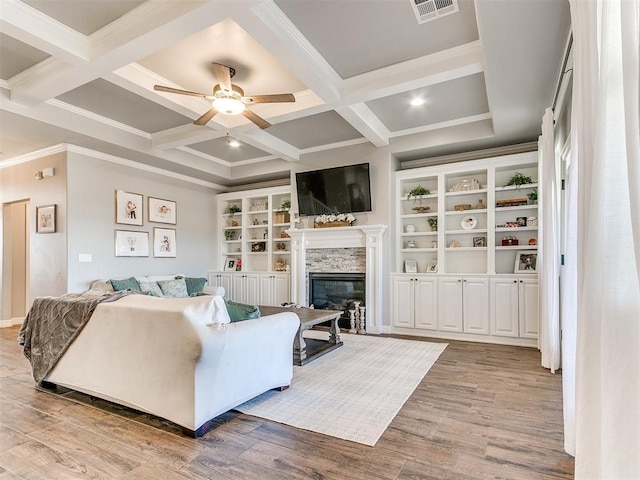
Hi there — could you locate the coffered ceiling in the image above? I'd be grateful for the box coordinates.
[0,0,571,188]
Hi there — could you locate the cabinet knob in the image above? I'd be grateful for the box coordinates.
[458,279,462,283]
[513,280,517,283]
[520,280,523,283]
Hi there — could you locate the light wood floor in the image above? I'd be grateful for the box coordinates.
[0,325,574,479]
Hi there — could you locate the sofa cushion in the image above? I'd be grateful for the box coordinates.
[182,277,207,296]
[137,280,164,297]
[157,278,188,298]
[110,277,141,292]
[224,299,261,322]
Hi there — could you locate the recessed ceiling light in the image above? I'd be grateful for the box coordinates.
[228,140,240,147]
[410,98,425,107]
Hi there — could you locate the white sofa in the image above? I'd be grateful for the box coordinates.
[45,294,299,436]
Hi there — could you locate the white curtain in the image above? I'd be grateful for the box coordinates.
[538,108,561,373]
[567,0,640,478]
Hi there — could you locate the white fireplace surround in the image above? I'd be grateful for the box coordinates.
[286,225,387,334]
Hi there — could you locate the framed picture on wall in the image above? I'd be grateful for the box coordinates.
[115,190,143,226]
[36,204,56,233]
[115,230,149,257]
[148,197,177,224]
[514,251,538,273]
[153,228,176,258]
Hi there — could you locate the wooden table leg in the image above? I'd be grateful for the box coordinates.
[293,327,307,366]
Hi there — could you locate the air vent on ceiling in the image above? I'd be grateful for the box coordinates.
[410,0,459,24]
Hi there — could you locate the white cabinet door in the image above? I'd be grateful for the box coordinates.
[392,276,414,328]
[243,274,260,305]
[462,278,489,335]
[231,274,245,303]
[258,274,291,306]
[519,278,539,339]
[272,274,291,306]
[414,277,438,330]
[438,277,463,332]
[490,278,519,337]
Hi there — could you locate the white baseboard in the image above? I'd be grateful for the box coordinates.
[0,317,24,328]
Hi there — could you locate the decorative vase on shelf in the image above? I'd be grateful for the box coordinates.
[406,224,416,233]
[475,199,485,210]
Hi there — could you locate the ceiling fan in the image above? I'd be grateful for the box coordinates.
[154,63,295,129]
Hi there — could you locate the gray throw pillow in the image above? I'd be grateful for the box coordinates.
[157,278,188,298]
[137,280,164,297]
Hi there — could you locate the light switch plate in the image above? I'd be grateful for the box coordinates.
[79,254,92,263]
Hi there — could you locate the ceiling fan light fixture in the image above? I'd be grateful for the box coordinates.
[212,96,246,115]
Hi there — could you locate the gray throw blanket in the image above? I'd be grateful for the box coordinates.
[18,291,132,385]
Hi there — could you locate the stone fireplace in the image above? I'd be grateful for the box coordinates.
[286,225,386,334]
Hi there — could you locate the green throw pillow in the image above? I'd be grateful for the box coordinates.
[183,277,207,296]
[109,277,141,292]
[224,299,261,322]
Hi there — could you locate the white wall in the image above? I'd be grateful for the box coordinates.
[66,152,217,292]
[0,153,68,320]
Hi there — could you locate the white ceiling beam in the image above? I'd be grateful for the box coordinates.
[335,103,390,147]
[0,90,231,178]
[389,112,493,138]
[0,0,88,65]
[234,128,300,163]
[234,0,343,103]
[9,1,248,105]
[341,41,485,103]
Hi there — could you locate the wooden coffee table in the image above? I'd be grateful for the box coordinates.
[259,306,343,365]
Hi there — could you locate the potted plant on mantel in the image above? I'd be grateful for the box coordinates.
[407,185,431,213]
[275,200,291,224]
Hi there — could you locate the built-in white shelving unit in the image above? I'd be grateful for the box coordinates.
[392,151,540,346]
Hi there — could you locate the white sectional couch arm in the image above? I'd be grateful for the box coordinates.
[202,285,225,296]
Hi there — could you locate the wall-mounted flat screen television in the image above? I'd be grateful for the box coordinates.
[296,163,372,216]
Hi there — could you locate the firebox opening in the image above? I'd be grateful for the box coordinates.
[308,273,366,330]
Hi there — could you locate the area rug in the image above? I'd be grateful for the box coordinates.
[235,331,447,446]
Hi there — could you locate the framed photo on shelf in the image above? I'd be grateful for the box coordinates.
[114,230,149,257]
[148,197,176,224]
[404,260,418,273]
[514,251,538,273]
[426,260,438,273]
[153,228,176,258]
[224,258,238,271]
[115,190,143,226]
[36,204,56,233]
[473,236,486,247]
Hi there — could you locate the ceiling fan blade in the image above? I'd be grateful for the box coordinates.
[211,63,232,91]
[244,93,296,104]
[194,108,218,126]
[154,85,209,98]
[242,109,271,129]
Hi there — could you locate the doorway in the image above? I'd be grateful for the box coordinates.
[2,200,30,322]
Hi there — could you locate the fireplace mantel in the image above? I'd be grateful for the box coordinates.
[286,225,387,334]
